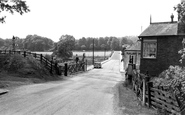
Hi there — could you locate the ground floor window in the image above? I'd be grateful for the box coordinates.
[143,39,157,58]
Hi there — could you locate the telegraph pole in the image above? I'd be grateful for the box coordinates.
[92,38,94,65]
[12,36,16,51]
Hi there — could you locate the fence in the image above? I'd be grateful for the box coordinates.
[0,50,86,76]
[129,67,185,115]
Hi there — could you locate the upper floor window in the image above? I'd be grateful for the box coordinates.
[143,39,157,59]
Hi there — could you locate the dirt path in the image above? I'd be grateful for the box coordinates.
[0,51,124,115]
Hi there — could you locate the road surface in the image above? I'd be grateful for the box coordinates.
[0,51,124,115]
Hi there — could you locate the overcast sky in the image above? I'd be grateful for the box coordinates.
[0,0,181,42]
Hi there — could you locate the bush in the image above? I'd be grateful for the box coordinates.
[152,65,185,101]
[0,54,10,69]
[3,54,26,71]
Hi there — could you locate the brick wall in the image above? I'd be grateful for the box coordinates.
[140,36,183,76]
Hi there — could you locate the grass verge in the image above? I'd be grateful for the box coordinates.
[113,81,157,115]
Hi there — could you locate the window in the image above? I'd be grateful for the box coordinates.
[143,39,157,58]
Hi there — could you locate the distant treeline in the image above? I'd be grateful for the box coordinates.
[0,35,54,51]
[0,34,138,51]
[74,36,136,51]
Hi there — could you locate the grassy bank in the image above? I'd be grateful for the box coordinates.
[0,54,60,89]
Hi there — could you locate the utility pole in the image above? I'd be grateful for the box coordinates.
[92,38,94,65]
[12,36,16,51]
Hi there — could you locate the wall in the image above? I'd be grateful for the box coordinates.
[140,36,183,76]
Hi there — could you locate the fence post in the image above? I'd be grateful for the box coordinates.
[147,82,153,108]
[142,77,146,106]
[75,63,77,72]
[40,54,43,63]
[133,64,136,69]
[24,51,26,57]
[55,62,59,75]
[34,53,36,58]
[131,56,134,64]
[84,61,86,71]
[64,63,68,76]
[85,59,87,71]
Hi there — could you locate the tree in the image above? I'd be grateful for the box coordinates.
[0,38,4,48]
[53,35,75,60]
[24,35,54,51]
[110,38,120,50]
[90,43,95,49]
[0,0,30,23]
[81,45,86,50]
[101,44,106,50]
[174,2,185,34]
[174,2,185,23]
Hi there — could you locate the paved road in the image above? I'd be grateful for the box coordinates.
[0,51,124,115]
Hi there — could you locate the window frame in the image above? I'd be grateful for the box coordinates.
[142,38,157,59]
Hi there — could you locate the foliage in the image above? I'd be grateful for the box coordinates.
[101,44,105,49]
[3,54,25,71]
[178,37,185,64]
[152,66,185,112]
[0,35,136,52]
[0,54,10,68]
[153,66,185,104]
[81,45,86,50]
[74,36,135,51]
[0,0,30,23]
[174,2,185,34]
[0,35,54,51]
[111,37,120,50]
[174,2,185,24]
[24,35,54,51]
[53,34,75,60]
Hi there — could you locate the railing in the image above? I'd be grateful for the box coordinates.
[0,50,87,75]
[128,65,185,115]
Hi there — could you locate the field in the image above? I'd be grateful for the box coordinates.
[32,51,113,65]
[33,51,112,57]
[73,51,112,57]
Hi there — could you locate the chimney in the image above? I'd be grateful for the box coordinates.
[171,13,174,23]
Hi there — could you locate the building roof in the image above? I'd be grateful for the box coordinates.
[139,22,178,37]
[125,41,141,51]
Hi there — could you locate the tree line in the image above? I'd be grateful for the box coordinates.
[0,35,54,51]
[75,36,136,51]
[0,34,137,52]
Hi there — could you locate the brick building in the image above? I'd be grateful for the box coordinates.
[138,15,185,76]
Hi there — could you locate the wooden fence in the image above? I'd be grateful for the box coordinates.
[0,50,86,76]
[129,66,185,115]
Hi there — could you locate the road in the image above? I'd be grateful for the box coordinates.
[0,51,124,115]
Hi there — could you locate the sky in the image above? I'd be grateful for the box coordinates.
[0,0,181,42]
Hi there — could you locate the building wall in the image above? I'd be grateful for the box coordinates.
[140,36,183,76]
